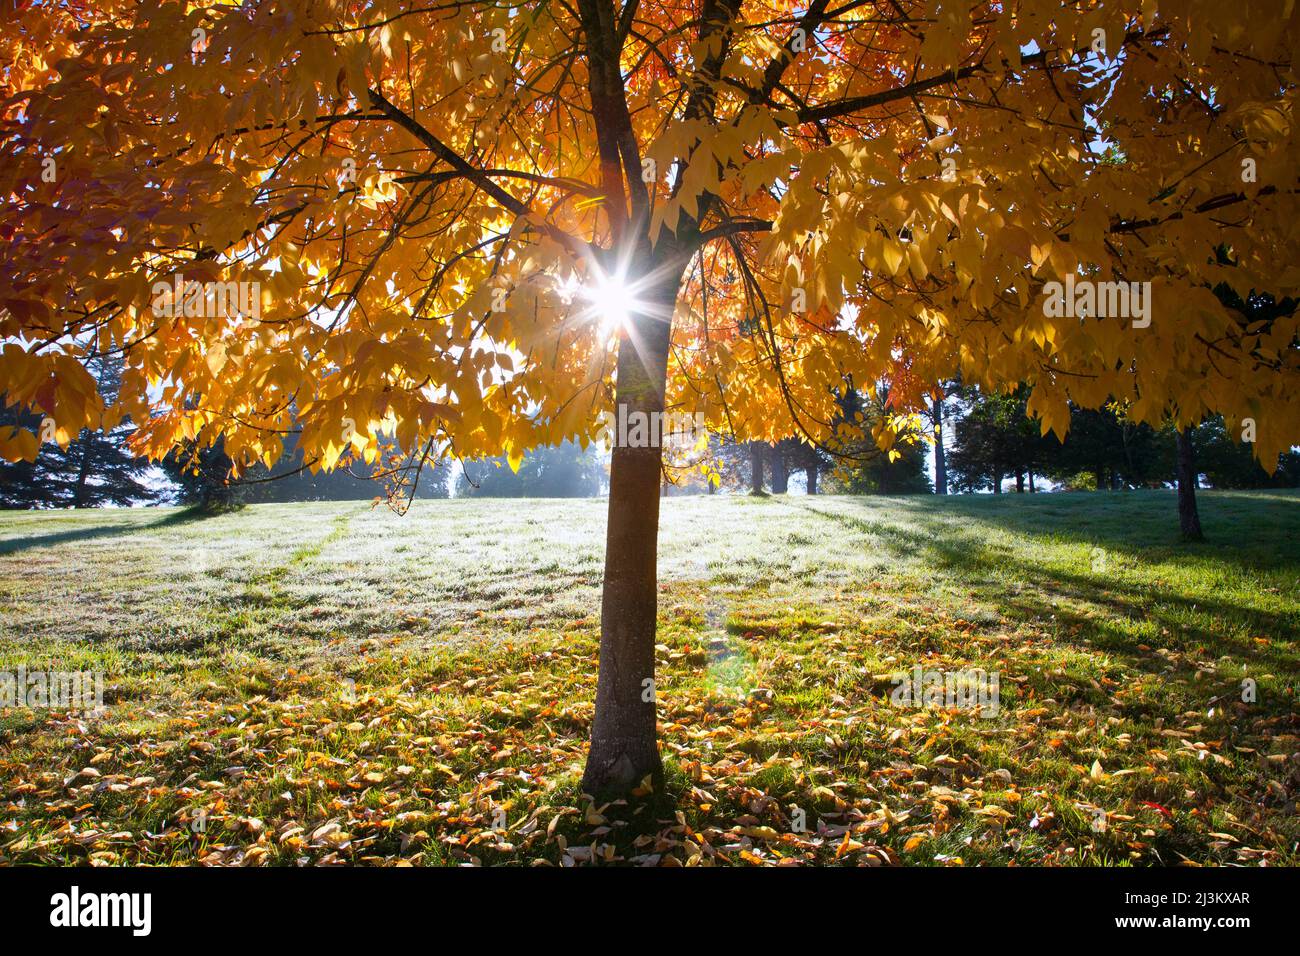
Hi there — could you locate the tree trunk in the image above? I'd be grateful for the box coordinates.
[72,432,94,507]
[1015,471,1025,493]
[749,442,765,494]
[1028,470,1036,493]
[582,256,685,797]
[806,461,818,495]
[1175,426,1204,541]
[770,444,788,493]
[992,467,1002,493]
[932,394,947,495]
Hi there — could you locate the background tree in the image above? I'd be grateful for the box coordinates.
[1038,405,1171,491]
[161,437,239,509]
[1190,417,1300,490]
[932,391,948,496]
[746,441,767,496]
[2,1,1298,794]
[947,386,1051,493]
[0,355,156,509]
[823,386,930,494]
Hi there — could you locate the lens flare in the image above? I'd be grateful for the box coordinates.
[581,266,639,332]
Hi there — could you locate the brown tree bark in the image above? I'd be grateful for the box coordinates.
[578,0,746,796]
[770,442,788,493]
[749,442,765,494]
[582,254,685,797]
[1175,426,1204,541]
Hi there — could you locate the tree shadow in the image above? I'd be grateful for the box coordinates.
[0,505,222,556]
[790,495,1300,687]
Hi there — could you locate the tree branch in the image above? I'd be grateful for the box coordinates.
[367,86,594,261]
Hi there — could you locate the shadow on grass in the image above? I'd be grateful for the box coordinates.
[791,494,1300,691]
[0,504,234,556]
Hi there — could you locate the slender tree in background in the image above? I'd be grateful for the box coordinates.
[1175,426,1205,541]
[795,441,828,494]
[769,438,791,493]
[2,2,1298,794]
[932,392,948,496]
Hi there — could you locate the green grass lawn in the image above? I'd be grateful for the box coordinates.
[1,489,1297,866]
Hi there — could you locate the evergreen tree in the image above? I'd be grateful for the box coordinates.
[822,386,930,495]
[160,438,239,508]
[947,386,1051,493]
[0,355,157,509]
[1191,417,1300,489]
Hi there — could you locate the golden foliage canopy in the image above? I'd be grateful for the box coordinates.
[1,0,1297,476]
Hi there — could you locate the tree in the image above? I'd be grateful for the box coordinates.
[932,391,948,496]
[1037,404,1171,491]
[948,386,1051,493]
[1191,417,1300,489]
[161,437,240,508]
[769,437,792,493]
[746,441,767,496]
[2,2,1298,795]
[1175,426,1204,541]
[823,386,930,494]
[0,356,156,508]
[241,428,455,503]
[794,440,829,494]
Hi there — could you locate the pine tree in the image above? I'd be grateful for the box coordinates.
[0,356,157,509]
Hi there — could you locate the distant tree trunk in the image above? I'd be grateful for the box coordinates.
[1094,464,1105,490]
[806,461,818,495]
[72,433,94,507]
[770,444,788,493]
[1015,471,1025,493]
[583,251,686,798]
[932,394,947,495]
[1028,470,1036,492]
[749,442,765,494]
[1175,426,1204,541]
